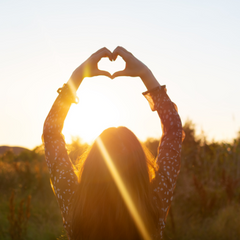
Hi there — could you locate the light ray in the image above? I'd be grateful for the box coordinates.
[96,137,151,240]
[68,80,76,94]
[67,79,78,102]
[83,64,90,78]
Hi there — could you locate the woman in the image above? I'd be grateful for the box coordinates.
[42,47,183,239]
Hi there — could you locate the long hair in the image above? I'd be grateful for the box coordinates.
[71,127,159,240]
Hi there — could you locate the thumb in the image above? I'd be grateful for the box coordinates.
[97,70,112,78]
[111,70,127,79]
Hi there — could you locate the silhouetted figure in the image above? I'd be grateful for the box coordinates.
[42,47,183,239]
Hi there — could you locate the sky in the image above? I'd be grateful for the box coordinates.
[1,0,240,149]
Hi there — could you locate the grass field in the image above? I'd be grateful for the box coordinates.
[1,121,240,240]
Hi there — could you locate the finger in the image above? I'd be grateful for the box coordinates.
[112,47,125,60]
[111,70,127,79]
[95,47,113,62]
[112,46,129,61]
[96,70,112,78]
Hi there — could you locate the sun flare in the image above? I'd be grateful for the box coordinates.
[62,88,122,144]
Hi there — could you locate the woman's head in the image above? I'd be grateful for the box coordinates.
[71,127,158,240]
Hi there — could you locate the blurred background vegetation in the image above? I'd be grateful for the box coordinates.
[1,120,240,240]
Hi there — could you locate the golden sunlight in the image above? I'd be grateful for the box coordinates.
[62,88,122,144]
[98,56,125,75]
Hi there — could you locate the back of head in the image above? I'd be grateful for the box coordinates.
[71,127,157,240]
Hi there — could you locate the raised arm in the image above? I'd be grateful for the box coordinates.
[111,46,183,238]
[42,47,113,235]
[143,86,183,238]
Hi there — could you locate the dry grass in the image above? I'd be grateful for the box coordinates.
[0,125,240,239]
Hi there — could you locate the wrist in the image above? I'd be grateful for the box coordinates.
[69,65,85,89]
[140,69,161,91]
[139,67,153,82]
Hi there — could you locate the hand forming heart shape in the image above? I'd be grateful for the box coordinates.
[69,47,159,92]
[71,47,149,81]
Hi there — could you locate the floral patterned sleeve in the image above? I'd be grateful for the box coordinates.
[143,85,183,239]
[42,84,78,238]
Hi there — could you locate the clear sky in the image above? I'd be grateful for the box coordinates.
[1,0,240,149]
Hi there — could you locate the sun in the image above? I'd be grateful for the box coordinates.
[62,87,122,144]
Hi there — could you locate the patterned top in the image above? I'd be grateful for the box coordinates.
[42,84,183,239]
